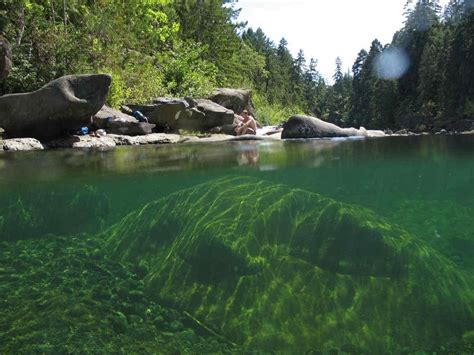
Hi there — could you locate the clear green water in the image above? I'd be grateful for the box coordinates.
[1,136,474,353]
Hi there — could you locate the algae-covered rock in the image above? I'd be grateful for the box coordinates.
[104,177,474,352]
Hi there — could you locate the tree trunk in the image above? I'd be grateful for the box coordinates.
[16,5,25,46]
[63,0,68,34]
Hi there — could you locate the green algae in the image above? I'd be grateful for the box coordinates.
[104,176,474,352]
[0,235,235,353]
[391,199,474,271]
[0,185,110,241]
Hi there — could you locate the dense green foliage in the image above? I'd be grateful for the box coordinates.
[0,0,472,127]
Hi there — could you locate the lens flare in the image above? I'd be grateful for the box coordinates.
[374,48,411,80]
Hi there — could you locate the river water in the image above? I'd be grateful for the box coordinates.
[1,135,473,353]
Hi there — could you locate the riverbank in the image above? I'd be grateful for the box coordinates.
[3,126,474,152]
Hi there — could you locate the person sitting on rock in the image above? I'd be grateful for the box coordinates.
[235,110,257,136]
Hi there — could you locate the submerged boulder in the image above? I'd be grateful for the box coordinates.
[208,88,254,114]
[0,74,111,140]
[0,35,12,80]
[103,177,473,352]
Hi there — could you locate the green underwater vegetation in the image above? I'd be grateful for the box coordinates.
[0,234,235,353]
[104,176,474,353]
[0,185,110,241]
[391,199,474,272]
[1,160,474,353]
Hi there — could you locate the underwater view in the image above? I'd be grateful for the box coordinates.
[1,135,474,353]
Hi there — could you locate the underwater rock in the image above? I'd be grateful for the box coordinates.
[104,177,474,352]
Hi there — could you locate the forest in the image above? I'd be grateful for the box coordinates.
[0,0,473,129]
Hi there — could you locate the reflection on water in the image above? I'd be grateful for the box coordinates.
[236,142,260,166]
[1,135,474,353]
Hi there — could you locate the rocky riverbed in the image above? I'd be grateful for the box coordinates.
[0,234,237,353]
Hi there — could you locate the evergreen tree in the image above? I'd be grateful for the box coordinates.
[444,10,474,117]
[417,25,448,116]
[333,56,344,90]
[395,0,441,115]
[303,58,324,116]
[325,57,352,125]
[291,49,307,107]
[349,49,368,127]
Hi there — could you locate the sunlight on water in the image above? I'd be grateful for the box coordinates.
[1,135,474,353]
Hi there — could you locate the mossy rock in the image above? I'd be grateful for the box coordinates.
[103,177,474,352]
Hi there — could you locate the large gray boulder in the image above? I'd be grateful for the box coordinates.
[194,99,235,128]
[127,98,235,132]
[93,105,155,136]
[208,88,254,114]
[0,74,111,139]
[282,115,368,139]
[2,138,44,151]
[127,98,189,131]
[0,35,12,80]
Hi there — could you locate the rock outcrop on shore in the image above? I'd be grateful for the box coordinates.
[2,138,44,151]
[45,133,181,149]
[127,97,235,132]
[282,115,385,138]
[0,74,111,140]
[93,105,155,136]
[208,88,254,114]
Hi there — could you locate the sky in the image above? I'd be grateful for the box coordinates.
[237,0,449,83]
